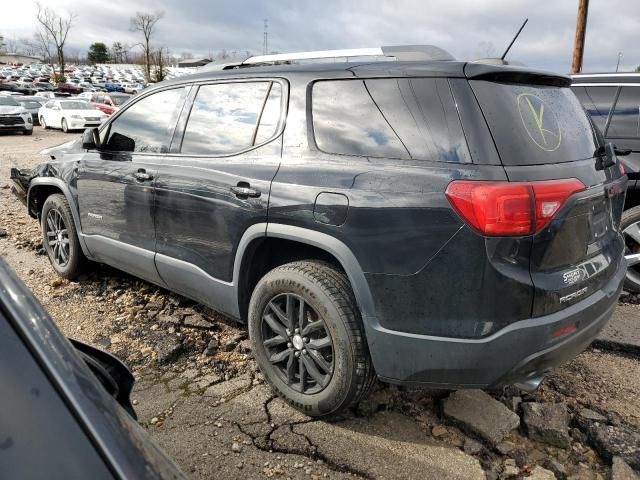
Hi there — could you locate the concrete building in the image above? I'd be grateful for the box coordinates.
[0,53,43,65]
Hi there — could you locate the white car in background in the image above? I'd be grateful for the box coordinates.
[38,99,107,133]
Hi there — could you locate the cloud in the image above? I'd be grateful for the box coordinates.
[1,0,638,73]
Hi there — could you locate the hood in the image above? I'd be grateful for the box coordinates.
[0,106,27,115]
[40,138,82,158]
[65,109,105,117]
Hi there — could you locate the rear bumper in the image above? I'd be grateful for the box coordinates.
[365,256,625,388]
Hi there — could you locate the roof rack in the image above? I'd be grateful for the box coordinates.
[205,45,455,70]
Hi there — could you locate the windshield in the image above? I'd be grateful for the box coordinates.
[470,81,598,165]
[60,101,93,110]
[0,96,19,106]
[18,100,42,109]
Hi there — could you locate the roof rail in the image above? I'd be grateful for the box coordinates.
[205,45,455,70]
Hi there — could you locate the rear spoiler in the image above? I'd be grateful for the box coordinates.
[464,63,571,87]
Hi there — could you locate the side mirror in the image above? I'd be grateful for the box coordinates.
[69,338,136,419]
[82,127,101,150]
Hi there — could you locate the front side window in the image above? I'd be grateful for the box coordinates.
[608,86,640,138]
[312,78,470,163]
[102,87,187,153]
[180,81,282,155]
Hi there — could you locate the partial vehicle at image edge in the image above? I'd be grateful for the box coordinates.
[571,72,640,292]
[0,258,186,479]
[11,46,627,417]
[0,95,34,135]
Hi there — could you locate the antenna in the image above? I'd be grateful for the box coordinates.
[501,18,528,61]
[263,19,269,55]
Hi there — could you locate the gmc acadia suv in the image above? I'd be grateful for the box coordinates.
[11,46,627,417]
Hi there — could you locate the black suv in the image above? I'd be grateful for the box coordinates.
[11,46,627,417]
[571,73,640,291]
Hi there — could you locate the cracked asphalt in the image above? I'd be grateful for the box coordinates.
[1,128,639,479]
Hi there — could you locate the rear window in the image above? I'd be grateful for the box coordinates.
[312,78,471,163]
[471,81,598,165]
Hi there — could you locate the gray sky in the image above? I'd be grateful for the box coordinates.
[1,0,638,73]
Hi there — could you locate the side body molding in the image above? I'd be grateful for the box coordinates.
[28,177,92,257]
[264,224,377,321]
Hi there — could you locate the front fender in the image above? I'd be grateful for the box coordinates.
[27,177,91,257]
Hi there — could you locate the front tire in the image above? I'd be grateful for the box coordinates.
[248,260,375,417]
[40,117,47,129]
[23,129,33,136]
[41,194,88,279]
[61,118,69,133]
[622,205,640,293]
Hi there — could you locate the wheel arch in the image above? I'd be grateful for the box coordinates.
[235,223,376,324]
[28,178,91,257]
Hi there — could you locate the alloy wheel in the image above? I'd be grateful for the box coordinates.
[261,293,334,394]
[45,208,70,267]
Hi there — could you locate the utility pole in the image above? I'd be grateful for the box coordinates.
[616,52,623,72]
[571,0,589,74]
[263,19,268,55]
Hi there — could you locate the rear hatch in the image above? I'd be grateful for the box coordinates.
[466,64,626,316]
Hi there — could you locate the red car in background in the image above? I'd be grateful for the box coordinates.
[89,92,132,115]
[55,83,83,95]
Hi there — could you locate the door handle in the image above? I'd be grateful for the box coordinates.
[133,169,153,182]
[231,183,261,198]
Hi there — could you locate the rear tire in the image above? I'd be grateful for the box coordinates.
[621,205,640,293]
[248,260,375,417]
[41,194,88,280]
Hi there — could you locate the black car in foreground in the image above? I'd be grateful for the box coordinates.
[0,258,185,479]
[571,73,640,292]
[11,45,627,417]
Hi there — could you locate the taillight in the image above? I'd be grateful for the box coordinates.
[445,179,585,236]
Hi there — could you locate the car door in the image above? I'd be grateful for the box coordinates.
[76,86,190,285]
[153,79,286,318]
[45,102,61,127]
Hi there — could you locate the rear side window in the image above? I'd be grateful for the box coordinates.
[312,78,470,163]
[608,86,640,138]
[571,85,617,132]
[180,81,282,155]
[471,81,598,165]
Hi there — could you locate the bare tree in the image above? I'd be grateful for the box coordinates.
[35,2,76,82]
[5,36,19,54]
[18,37,39,57]
[32,31,56,73]
[130,11,164,81]
[152,47,170,82]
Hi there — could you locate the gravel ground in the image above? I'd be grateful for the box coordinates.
[1,127,639,479]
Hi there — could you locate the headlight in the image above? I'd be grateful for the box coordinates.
[71,115,83,119]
